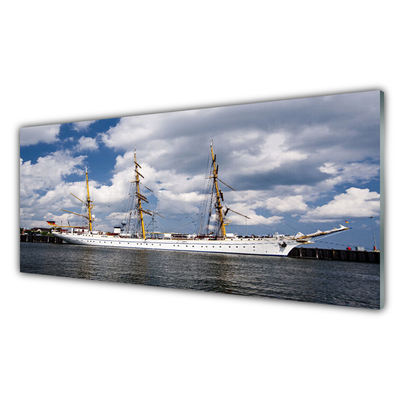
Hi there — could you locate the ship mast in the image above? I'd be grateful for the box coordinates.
[86,169,94,231]
[60,168,95,231]
[210,142,226,238]
[134,151,146,239]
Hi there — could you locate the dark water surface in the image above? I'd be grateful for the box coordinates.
[20,242,380,308]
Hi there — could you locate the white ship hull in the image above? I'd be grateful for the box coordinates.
[53,232,300,257]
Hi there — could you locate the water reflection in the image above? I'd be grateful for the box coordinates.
[75,246,97,280]
[125,249,151,285]
[204,255,240,294]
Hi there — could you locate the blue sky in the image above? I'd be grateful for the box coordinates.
[20,91,381,250]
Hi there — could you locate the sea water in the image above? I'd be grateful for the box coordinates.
[20,242,380,309]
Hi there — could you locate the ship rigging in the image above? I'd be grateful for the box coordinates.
[49,143,349,257]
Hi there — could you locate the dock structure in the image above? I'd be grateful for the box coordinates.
[288,247,380,263]
[20,234,64,244]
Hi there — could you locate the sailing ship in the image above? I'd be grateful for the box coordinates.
[50,143,349,256]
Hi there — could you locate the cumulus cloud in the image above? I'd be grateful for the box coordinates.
[318,162,380,192]
[20,124,61,146]
[98,91,380,201]
[230,131,308,175]
[225,203,284,227]
[261,195,308,214]
[300,187,380,222]
[72,121,96,131]
[20,151,86,197]
[100,113,165,150]
[75,136,99,152]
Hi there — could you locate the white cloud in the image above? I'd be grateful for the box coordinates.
[20,150,86,200]
[229,189,308,215]
[72,121,96,131]
[231,131,308,174]
[113,151,136,173]
[100,114,163,150]
[300,187,380,222]
[76,136,99,152]
[225,202,283,226]
[90,173,132,207]
[262,195,308,213]
[318,162,380,191]
[20,124,61,146]
[319,162,338,175]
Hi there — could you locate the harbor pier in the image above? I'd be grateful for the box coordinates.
[20,234,64,244]
[288,247,380,263]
